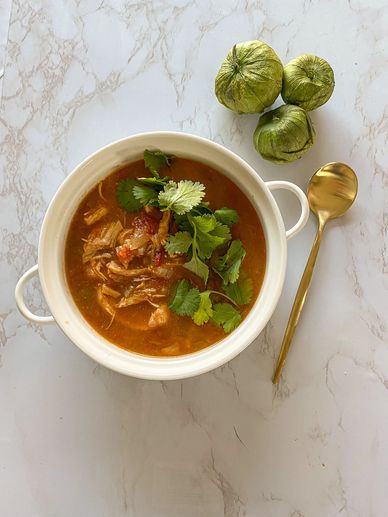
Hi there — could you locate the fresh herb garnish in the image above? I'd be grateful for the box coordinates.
[183,253,209,285]
[168,279,200,316]
[214,207,240,227]
[116,178,143,212]
[213,240,246,284]
[158,180,206,215]
[137,176,169,189]
[168,280,242,333]
[144,149,173,178]
[164,231,192,255]
[212,303,242,332]
[193,291,213,325]
[133,184,158,206]
[190,214,230,259]
[224,276,253,305]
[165,214,231,284]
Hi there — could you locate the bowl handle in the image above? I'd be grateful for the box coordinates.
[266,180,309,240]
[15,264,55,324]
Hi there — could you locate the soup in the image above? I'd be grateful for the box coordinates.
[65,151,266,356]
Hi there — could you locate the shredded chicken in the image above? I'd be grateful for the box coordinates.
[148,304,169,328]
[116,292,151,308]
[156,210,171,246]
[160,344,180,355]
[117,228,133,246]
[80,202,181,332]
[98,181,106,201]
[101,284,121,298]
[96,286,116,328]
[84,206,108,226]
[90,252,112,261]
[83,221,123,263]
[106,261,173,279]
[85,260,108,281]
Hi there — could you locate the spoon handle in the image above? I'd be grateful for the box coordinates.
[272,222,325,384]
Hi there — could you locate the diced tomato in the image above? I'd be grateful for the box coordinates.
[133,210,159,235]
[116,245,133,266]
[152,247,166,266]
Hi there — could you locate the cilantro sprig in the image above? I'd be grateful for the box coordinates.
[143,149,172,178]
[212,303,242,332]
[213,240,246,284]
[165,214,231,284]
[158,181,206,215]
[117,151,208,216]
[168,279,242,333]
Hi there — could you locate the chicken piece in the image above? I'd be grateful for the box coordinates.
[101,284,121,298]
[117,228,133,246]
[90,252,112,261]
[85,259,108,281]
[84,206,108,226]
[148,304,169,328]
[116,291,150,308]
[98,181,106,201]
[160,344,180,356]
[107,262,152,277]
[157,210,171,246]
[83,221,123,263]
[152,267,173,279]
[106,261,173,279]
[96,286,116,328]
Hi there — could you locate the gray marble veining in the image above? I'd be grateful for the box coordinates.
[1,1,387,516]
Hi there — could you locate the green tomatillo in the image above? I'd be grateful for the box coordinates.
[281,54,335,111]
[253,104,315,164]
[215,40,283,114]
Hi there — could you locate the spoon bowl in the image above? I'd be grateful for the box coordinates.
[308,162,358,221]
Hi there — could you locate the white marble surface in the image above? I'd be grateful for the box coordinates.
[1,1,387,516]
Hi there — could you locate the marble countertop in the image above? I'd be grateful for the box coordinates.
[1,1,387,516]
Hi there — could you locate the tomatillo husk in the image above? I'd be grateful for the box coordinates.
[281,54,335,111]
[253,104,315,164]
[215,40,283,114]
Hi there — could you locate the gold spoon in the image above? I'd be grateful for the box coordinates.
[272,162,358,384]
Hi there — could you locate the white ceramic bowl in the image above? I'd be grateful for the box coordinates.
[15,132,309,380]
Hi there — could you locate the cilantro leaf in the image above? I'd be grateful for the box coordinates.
[214,208,240,227]
[174,213,191,232]
[158,180,205,215]
[165,231,192,255]
[212,303,242,333]
[210,222,232,242]
[213,240,246,284]
[191,202,213,215]
[137,176,169,189]
[133,185,158,205]
[168,279,200,316]
[144,149,173,178]
[224,277,253,305]
[189,215,230,260]
[193,291,213,325]
[116,178,143,212]
[183,254,209,285]
[191,214,216,233]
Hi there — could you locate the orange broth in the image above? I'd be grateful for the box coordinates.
[65,157,266,356]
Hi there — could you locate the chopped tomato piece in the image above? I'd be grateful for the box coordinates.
[116,245,133,266]
[133,210,159,235]
[152,247,166,266]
